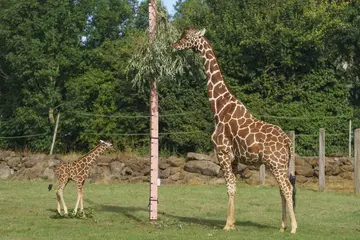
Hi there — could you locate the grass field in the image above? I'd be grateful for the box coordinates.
[1,180,360,240]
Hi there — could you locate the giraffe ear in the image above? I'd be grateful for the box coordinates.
[197,28,206,37]
[100,140,104,143]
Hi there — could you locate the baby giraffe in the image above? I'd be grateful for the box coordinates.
[51,140,113,216]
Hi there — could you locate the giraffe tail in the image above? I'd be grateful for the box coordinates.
[289,173,296,210]
[288,139,296,210]
[48,184,53,191]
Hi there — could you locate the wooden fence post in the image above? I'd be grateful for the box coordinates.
[289,131,295,177]
[318,128,325,192]
[259,164,265,185]
[349,120,352,158]
[354,129,360,194]
[50,111,60,155]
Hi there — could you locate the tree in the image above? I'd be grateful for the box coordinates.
[173,0,355,155]
[0,0,89,149]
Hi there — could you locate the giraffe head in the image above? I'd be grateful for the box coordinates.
[173,28,206,51]
[99,140,113,151]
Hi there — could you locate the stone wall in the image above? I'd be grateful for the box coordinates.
[0,150,354,186]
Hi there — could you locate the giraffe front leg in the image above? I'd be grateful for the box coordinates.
[79,181,85,217]
[224,188,236,231]
[218,151,237,231]
[73,180,83,216]
[279,190,287,232]
[73,194,81,216]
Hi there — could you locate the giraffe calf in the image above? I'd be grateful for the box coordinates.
[50,140,113,216]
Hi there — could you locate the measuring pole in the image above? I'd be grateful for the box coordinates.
[149,0,158,221]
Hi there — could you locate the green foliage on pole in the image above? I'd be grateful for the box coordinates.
[127,7,203,91]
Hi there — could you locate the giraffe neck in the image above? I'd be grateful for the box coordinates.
[198,38,248,117]
[80,143,106,165]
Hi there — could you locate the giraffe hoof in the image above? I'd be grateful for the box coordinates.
[290,229,297,234]
[223,225,236,231]
[279,228,286,232]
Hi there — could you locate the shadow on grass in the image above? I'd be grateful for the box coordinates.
[159,213,276,230]
[46,208,94,220]
[84,199,275,230]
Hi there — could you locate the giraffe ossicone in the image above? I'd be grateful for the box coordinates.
[52,140,113,216]
[173,28,297,234]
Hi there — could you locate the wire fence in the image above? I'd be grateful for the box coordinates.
[0,110,356,157]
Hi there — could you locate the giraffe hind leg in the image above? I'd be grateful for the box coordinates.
[56,180,69,215]
[73,180,85,216]
[272,169,297,233]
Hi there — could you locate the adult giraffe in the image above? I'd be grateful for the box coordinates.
[173,28,297,234]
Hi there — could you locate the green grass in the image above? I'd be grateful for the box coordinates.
[1,180,360,240]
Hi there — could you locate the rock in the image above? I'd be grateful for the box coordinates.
[295,162,314,177]
[264,171,278,186]
[89,166,112,183]
[128,176,148,183]
[340,165,354,172]
[141,166,151,176]
[110,161,125,175]
[0,150,12,161]
[244,175,258,185]
[7,157,21,168]
[237,163,248,173]
[184,160,220,176]
[132,171,142,177]
[53,155,63,161]
[24,154,45,168]
[217,170,224,178]
[169,167,181,175]
[339,157,353,166]
[240,168,253,179]
[325,164,341,176]
[0,163,11,179]
[167,156,185,167]
[11,168,27,180]
[47,159,60,168]
[186,152,218,164]
[328,152,345,157]
[170,172,182,181]
[187,152,212,161]
[339,172,353,180]
[295,175,309,184]
[121,157,149,173]
[43,167,55,180]
[209,178,225,185]
[159,162,170,170]
[121,167,133,176]
[295,154,311,166]
[160,168,171,179]
[27,161,46,179]
[98,155,114,164]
